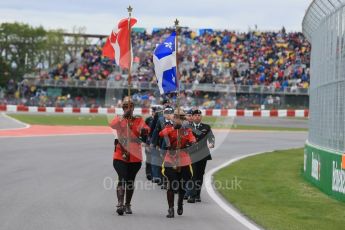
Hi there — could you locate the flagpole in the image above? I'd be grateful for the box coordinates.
[174,19,181,159]
[175,19,180,111]
[127,5,133,100]
[124,5,133,162]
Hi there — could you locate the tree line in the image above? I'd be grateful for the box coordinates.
[0,22,91,86]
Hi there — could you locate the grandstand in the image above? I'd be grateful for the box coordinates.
[0,27,310,109]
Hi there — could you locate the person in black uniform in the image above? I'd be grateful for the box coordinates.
[150,106,174,185]
[144,105,161,180]
[185,109,194,124]
[149,99,171,135]
[188,109,215,203]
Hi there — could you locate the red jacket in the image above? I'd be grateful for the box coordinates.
[159,125,196,167]
[110,116,150,163]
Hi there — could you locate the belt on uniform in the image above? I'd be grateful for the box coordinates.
[117,138,142,144]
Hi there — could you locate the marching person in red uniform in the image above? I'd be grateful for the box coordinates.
[110,97,150,216]
[160,108,196,218]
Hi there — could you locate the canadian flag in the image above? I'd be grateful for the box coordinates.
[102,18,137,70]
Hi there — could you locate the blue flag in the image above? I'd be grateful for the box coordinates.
[153,32,177,95]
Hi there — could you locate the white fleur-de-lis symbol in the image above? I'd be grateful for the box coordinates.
[164,42,173,50]
[172,76,176,83]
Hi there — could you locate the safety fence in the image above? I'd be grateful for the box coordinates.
[0,104,309,118]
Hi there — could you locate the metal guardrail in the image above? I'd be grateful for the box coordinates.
[26,79,309,95]
[303,0,345,152]
[302,0,345,42]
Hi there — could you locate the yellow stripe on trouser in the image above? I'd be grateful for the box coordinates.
[161,161,166,177]
[189,164,193,177]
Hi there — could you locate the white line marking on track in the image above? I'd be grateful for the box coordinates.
[0,113,31,130]
[205,151,274,230]
[0,133,113,139]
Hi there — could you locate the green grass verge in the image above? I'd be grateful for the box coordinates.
[7,114,308,131]
[214,148,345,230]
[231,125,307,132]
[196,116,308,131]
[8,114,109,126]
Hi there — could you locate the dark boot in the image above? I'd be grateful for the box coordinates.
[167,207,174,218]
[195,190,201,202]
[124,204,132,214]
[166,190,175,218]
[177,194,184,215]
[187,197,195,203]
[116,186,125,216]
[125,186,135,214]
[146,162,152,180]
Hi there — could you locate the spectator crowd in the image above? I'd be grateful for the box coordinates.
[38,28,310,89]
[1,27,311,109]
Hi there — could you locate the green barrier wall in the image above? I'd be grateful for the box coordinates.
[304,142,345,201]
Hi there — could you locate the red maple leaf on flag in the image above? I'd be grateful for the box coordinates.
[102,18,137,70]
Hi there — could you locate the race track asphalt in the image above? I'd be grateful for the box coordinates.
[0,114,307,230]
[0,113,27,130]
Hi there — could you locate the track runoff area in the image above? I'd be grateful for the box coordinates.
[0,111,323,230]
